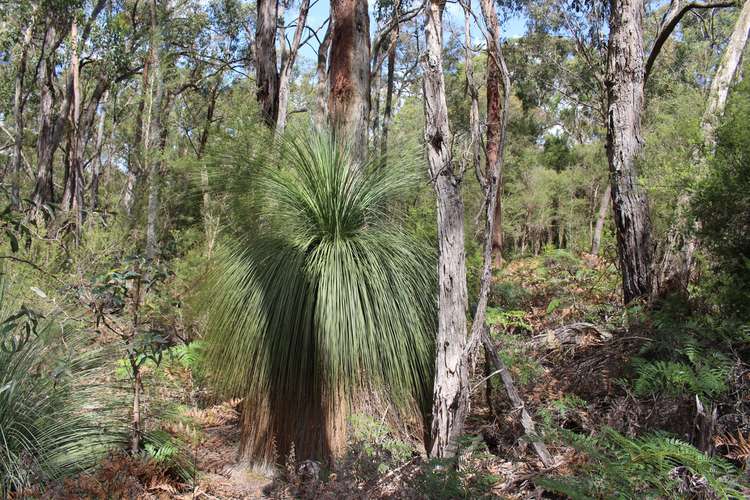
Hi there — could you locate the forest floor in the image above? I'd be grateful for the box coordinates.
[54,249,749,498]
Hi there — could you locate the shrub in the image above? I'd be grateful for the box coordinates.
[0,281,125,492]
[693,75,750,318]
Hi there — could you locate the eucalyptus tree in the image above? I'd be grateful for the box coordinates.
[546,0,733,302]
[421,0,470,459]
[329,0,371,162]
[5,2,36,210]
[654,0,750,296]
[254,0,313,131]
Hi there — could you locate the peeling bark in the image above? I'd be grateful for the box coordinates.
[605,0,652,303]
[329,0,371,162]
[256,0,279,126]
[482,0,507,270]
[423,0,470,459]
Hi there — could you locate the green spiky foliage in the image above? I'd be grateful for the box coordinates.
[0,279,126,493]
[203,131,436,464]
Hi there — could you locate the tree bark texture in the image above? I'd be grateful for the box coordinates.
[591,185,611,255]
[380,23,398,159]
[256,0,279,127]
[145,0,164,261]
[9,21,34,209]
[315,24,332,130]
[329,0,371,162]
[469,0,510,358]
[606,0,653,303]
[482,0,507,270]
[702,0,750,149]
[32,23,62,212]
[61,19,84,240]
[422,0,470,459]
[277,0,311,133]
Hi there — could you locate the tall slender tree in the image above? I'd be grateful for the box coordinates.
[422,0,470,459]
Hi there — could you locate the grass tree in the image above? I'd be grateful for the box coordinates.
[0,280,124,493]
[203,131,436,465]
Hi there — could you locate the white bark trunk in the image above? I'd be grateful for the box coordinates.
[422,0,470,459]
[702,0,750,148]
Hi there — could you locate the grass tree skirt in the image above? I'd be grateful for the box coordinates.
[202,130,436,466]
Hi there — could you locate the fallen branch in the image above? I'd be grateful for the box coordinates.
[533,322,613,349]
[482,333,555,468]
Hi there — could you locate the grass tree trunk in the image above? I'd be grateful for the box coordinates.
[329,0,371,163]
[256,0,279,127]
[605,0,652,304]
[422,0,470,459]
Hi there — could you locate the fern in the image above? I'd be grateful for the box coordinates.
[631,342,730,399]
[537,428,742,499]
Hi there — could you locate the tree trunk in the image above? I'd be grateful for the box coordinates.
[423,0,470,459]
[276,0,311,133]
[32,24,60,212]
[9,21,34,210]
[653,0,750,299]
[702,0,750,150]
[315,24,332,130]
[61,19,84,241]
[606,0,652,304]
[483,0,506,270]
[199,80,220,257]
[468,0,511,360]
[145,0,164,261]
[91,90,109,212]
[461,1,482,191]
[380,23,398,159]
[370,49,383,149]
[482,334,554,467]
[591,185,611,255]
[131,362,142,454]
[256,0,279,127]
[328,0,371,162]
